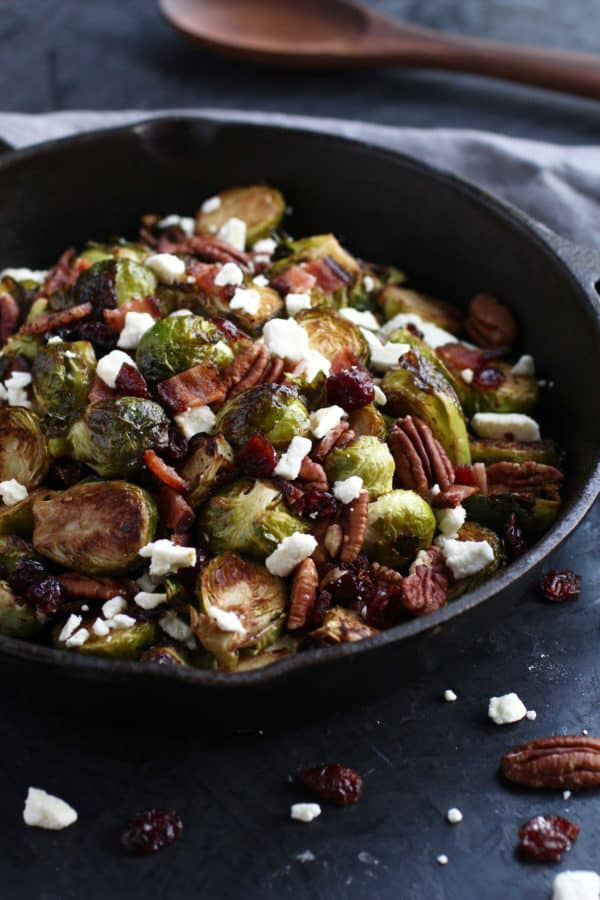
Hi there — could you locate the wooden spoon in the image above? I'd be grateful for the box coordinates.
[159,0,600,99]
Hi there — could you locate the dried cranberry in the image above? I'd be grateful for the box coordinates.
[504,513,528,561]
[8,558,46,597]
[518,815,579,862]
[26,576,63,616]
[363,581,402,629]
[76,320,117,353]
[326,366,374,412]
[237,435,277,477]
[121,809,183,856]
[323,555,374,607]
[290,489,338,521]
[404,321,425,340]
[162,425,189,466]
[47,458,87,489]
[306,589,331,628]
[473,366,506,391]
[454,464,477,486]
[540,570,582,602]
[115,362,150,398]
[296,763,363,807]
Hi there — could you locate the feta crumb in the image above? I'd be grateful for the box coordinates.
[2,267,47,283]
[363,275,375,293]
[488,692,527,725]
[552,871,600,900]
[296,850,316,863]
[47,335,62,344]
[101,595,126,620]
[230,286,260,316]
[139,539,196,577]
[583,729,589,735]
[81,604,89,612]
[170,308,193,317]
[274,436,312,480]
[444,689,457,702]
[252,274,269,288]
[0,370,32,407]
[431,483,441,496]
[339,307,380,331]
[96,349,134,389]
[460,368,474,384]
[361,328,409,371]
[159,609,193,643]
[511,354,535,376]
[0,478,28,506]
[201,195,221,213]
[310,405,346,439]
[214,262,244,287]
[266,532,317,577]
[117,311,156,350]
[136,572,159,592]
[208,606,246,635]
[435,505,466,537]
[66,627,90,647]
[380,312,458,348]
[23,787,78,830]
[58,614,82,643]
[108,613,136,630]
[471,412,541,442]
[303,349,331,383]
[291,803,321,823]
[145,252,186,284]
[285,292,312,316]
[218,217,246,251]
[373,384,387,406]
[157,214,195,236]
[436,854,449,866]
[252,237,277,254]
[333,476,364,505]
[262,318,310,362]
[174,405,216,439]
[437,537,494,580]
[563,790,572,800]
[92,618,110,637]
[526,709,537,721]
[447,808,463,824]
[134,591,168,610]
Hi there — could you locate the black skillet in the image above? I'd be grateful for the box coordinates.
[0,115,599,716]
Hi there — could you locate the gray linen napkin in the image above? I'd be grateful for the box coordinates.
[1,109,599,249]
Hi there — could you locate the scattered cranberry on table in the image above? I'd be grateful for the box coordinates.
[539,570,582,602]
[296,763,363,807]
[518,815,579,862]
[121,808,183,856]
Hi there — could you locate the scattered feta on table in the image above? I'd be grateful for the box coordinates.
[0,479,28,506]
[201,195,221,213]
[471,412,540,442]
[488,692,527,725]
[262,318,310,362]
[333,476,364,505]
[285,292,312,316]
[218,217,246,251]
[447,808,463,824]
[96,349,134,389]
[291,803,321,823]
[339,307,380,331]
[139,539,197,577]
[145,252,186,284]
[117,311,156,350]
[563,790,572,800]
[273,436,312,480]
[435,505,466,537]
[437,537,494,580]
[526,709,537,721]
[266,532,317,577]
[174,405,216,439]
[134,591,168,611]
[552,871,600,900]
[23,787,78,830]
[208,606,246,635]
[229,287,260,316]
[511,354,535,376]
[310,405,346,439]
[444,689,457,702]
[214,262,244,287]
[157,214,195,236]
[436,854,449,866]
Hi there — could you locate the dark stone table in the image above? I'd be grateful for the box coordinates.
[2,2,599,898]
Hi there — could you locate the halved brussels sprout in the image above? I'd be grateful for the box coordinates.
[78,241,149,266]
[446,521,503,600]
[139,644,190,666]
[456,363,539,416]
[363,489,436,568]
[0,580,42,638]
[190,281,283,337]
[179,433,236,508]
[33,481,157,575]
[380,285,462,334]
[347,404,387,440]
[215,383,310,450]
[0,535,38,576]
[67,397,170,478]
[0,407,49,488]
[464,493,560,541]
[0,489,46,537]
[191,552,286,670]
[74,258,156,310]
[31,340,96,430]
[469,438,562,467]
[136,313,233,383]
[382,349,471,464]
[200,478,307,558]
[295,308,368,366]
[0,332,43,367]
[271,234,360,284]
[387,326,458,387]
[235,636,298,671]
[53,617,158,659]
[228,284,283,336]
[324,436,395,499]
[309,607,378,645]
[196,185,285,245]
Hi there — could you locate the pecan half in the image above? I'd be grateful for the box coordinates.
[501,736,600,790]
[487,461,564,492]
[312,421,355,461]
[400,546,449,616]
[389,415,454,497]
[223,343,270,400]
[298,457,328,492]
[262,356,285,385]
[465,293,518,349]
[159,235,250,268]
[0,292,20,344]
[431,483,480,508]
[58,573,134,602]
[371,561,403,586]
[323,523,343,560]
[340,489,369,564]
[287,558,318,630]
[21,301,93,335]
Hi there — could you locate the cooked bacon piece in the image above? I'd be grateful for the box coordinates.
[271,264,316,296]
[143,449,188,494]
[0,292,20,343]
[437,342,486,371]
[186,260,233,301]
[42,248,78,298]
[157,484,195,532]
[304,257,349,293]
[58,573,134,602]
[156,360,226,415]
[159,235,250,268]
[103,295,160,333]
[88,374,118,404]
[21,301,93,335]
[115,363,150,399]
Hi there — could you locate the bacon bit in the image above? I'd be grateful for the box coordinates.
[42,248,78,297]
[288,558,319,630]
[143,449,188,494]
[186,260,233,302]
[0,292,20,343]
[74,257,92,274]
[437,342,486,372]
[156,360,226,415]
[20,301,93,335]
[159,235,250,268]
[304,257,348,293]
[340,489,369,564]
[103,295,161,333]
[270,264,316,296]
[115,363,151,399]
[58,573,134,602]
[156,484,195,532]
[211,316,249,345]
[88,374,118,404]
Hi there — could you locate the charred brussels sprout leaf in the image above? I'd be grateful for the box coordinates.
[380,285,462,334]
[53,617,158,659]
[31,340,96,431]
[191,552,286,670]
[196,185,285,246]
[33,481,157,575]
[446,521,503,600]
[464,493,560,541]
[74,258,156,310]
[324,436,395,499]
[180,433,236,508]
[309,607,378,645]
[295,308,368,366]
[0,580,42,638]
[469,438,562,467]
[0,535,38,577]
[136,314,233,383]
[216,383,310,450]
[363,489,436,568]
[200,478,307,558]
[0,407,49,488]
[67,397,169,478]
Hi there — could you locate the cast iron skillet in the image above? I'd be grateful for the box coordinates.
[0,115,599,711]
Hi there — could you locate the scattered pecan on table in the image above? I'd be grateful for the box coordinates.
[465,292,518,349]
[389,415,455,497]
[501,735,600,789]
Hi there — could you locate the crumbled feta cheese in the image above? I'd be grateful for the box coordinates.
[134,591,168,610]
[333,476,363,505]
[102,596,126,619]
[108,613,136,630]
[285,292,312,316]
[65,627,89,647]
[0,370,32,407]
[291,803,321,823]
[296,850,316,863]
[58,614,82,643]
[511,354,535,376]
[552,871,600,900]
[563,790,572,800]
[159,609,193,643]
[208,606,246,635]
[262,318,310,362]
[92,618,110,637]
[252,237,276,254]
[431,484,441,496]
[81,605,89,612]
[214,262,244,287]
[0,479,27,506]
[488,692,527,725]
[266,532,317,577]
[273,436,312,480]
[303,350,331,383]
[471,412,541,442]
[218,217,246,251]
[136,572,159,592]
[96,349,133,389]
[435,505,466,537]
[447,808,463,824]
[361,328,409,371]
[174,405,216,439]
[339,307,380,331]
[444,689,457,702]
[310,405,346,439]
[380,312,458,348]
[139,539,196,577]
[117,311,156,350]
[157,214,195,236]
[170,308,193,317]
[252,274,269,288]
[46,335,62,345]
[2,267,47,283]
[201,195,221,213]
[230,287,260,316]
[23,788,78,830]
[373,384,387,406]
[436,854,449,866]
[437,537,494,580]
[363,275,375,293]
[460,368,474,384]
[526,709,537,721]
[145,252,186,284]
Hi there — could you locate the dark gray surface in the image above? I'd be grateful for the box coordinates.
[1,2,600,899]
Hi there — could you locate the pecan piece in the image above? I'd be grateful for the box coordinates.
[312,421,355,461]
[340,489,369,564]
[431,483,480,508]
[0,292,20,344]
[389,415,454,496]
[160,235,250,268]
[298,457,328,492]
[223,343,269,400]
[486,461,564,492]
[400,546,448,616]
[261,356,285,385]
[287,558,318,630]
[58,573,134,602]
[465,293,518,349]
[21,301,93,335]
[501,735,600,790]
[371,561,403,586]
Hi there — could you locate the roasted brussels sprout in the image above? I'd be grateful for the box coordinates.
[78,241,149,266]
[196,185,285,245]
[0,407,49,488]
[363,489,436,568]
[382,349,471,464]
[200,478,307,558]
[139,644,190,666]
[74,258,156,310]
[179,433,236,508]
[469,438,562,467]
[380,285,462,334]
[0,489,45,537]
[215,383,310,450]
[347,404,387,439]
[191,552,286,670]
[235,636,298,671]
[446,521,503,600]
[324,436,395,499]
[31,340,96,431]
[0,332,43,368]
[192,281,283,337]
[53,617,158,659]
[309,607,378,645]
[67,397,170,478]
[295,308,368,366]
[136,313,233,383]
[457,363,539,416]
[464,493,560,540]
[33,481,157,575]
[0,581,42,638]
[271,234,360,285]
[0,534,38,576]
